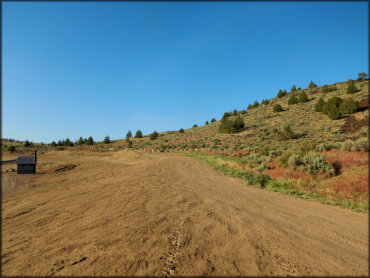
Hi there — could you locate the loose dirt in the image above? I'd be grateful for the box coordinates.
[1,150,368,276]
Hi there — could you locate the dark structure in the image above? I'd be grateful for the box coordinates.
[17,151,37,174]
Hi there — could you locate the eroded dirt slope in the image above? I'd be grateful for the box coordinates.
[1,150,368,276]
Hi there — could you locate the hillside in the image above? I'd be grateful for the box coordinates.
[2,78,369,211]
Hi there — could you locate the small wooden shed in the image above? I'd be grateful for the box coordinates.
[17,151,37,174]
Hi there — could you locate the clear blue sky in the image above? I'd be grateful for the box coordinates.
[2,1,368,143]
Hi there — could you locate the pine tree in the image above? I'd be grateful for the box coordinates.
[346,79,357,94]
[126,131,132,139]
[193,124,198,128]
[277,89,286,98]
[205,121,209,125]
[339,98,359,115]
[210,118,216,123]
[103,136,110,144]
[135,130,143,138]
[179,128,185,133]
[253,100,259,108]
[51,141,57,147]
[308,81,317,89]
[291,85,297,92]
[86,136,94,145]
[77,137,84,145]
[328,105,340,120]
[64,138,72,146]
[150,131,158,140]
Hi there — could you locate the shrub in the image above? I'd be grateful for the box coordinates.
[259,146,270,156]
[297,92,309,103]
[193,124,198,128]
[328,105,341,120]
[135,130,143,138]
[261,99,270,105]
[211,118,216,123]
[24,140,31,147]
[279,152,291,167]
[315,98,326,112]
[301,151,335,176]
[51,141,57,147]
[103,136,111,144]
[252,173,271,188]
[339,138,369,152]
[308,81,317,89]
[126,131,132,139]
[86,136,94,145]
[346,79,357,94]
[8,146,16,152]
[127,140,133,148]
[273,104,283,112]
[339,98,359,115]
[291,85,297,92]
[233,109,238,116]
[179,128,185,133]
[247,104,253,110]
[321,84,335,93]
[322,96,342,114]
[277,89,286,98]
[150,131,158,140]
[205,121,209,125]
[288,154,303,170]
[274,125,295,140]
[288,95,298,105]
[252,101,259,108]
[219,115,245,133]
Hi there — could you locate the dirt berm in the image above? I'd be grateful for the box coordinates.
[1,150,368,276]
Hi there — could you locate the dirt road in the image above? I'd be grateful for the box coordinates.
[1,150,368,276]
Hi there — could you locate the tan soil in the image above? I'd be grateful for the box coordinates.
[1,150,368,276]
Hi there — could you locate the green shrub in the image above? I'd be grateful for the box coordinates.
[219,115,245,133]
[322,96,342,114]
[150,131,158,140]
[340,138,369,152]
[288,154,303,170]
[346,79,357,94]
[261,99,270,105]
[298,92,309,103]
[279,152,291,167]
[328,105,341,120]
[193,124,198,128]
[288,95,298,105]
[274,125,295,140]
[277,89,286,98]
[315,98,326,112]
[321,84,335,93]
[273,104,283,112]
[252,173,271,188]
[301,151,335,176]
[211,118,216,123]
[339,98,359,115]
[103,136,110,144]
[135,130,143,138]
[308,81,317,89]
[8,146,16,152]
[179,128,185,133]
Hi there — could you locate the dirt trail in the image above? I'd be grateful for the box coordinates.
[1,150,368,276]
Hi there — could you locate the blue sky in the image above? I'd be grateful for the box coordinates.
[2,1,368,143]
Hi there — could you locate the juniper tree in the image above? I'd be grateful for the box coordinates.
[210,118,216,123]
[298,92,309,103]
[135,130,143,138]
[273,104,283,112]
[308,81,317,89]
[103,136,111,144]
[150,131,158,140]
[314,98,326,112]
[346,79,357,94]
[126,131,132,139]
[86,136,94,145]
[288,95,298,105]
[291,85,297,92]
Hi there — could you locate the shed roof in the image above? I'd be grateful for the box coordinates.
[17,156,36,165]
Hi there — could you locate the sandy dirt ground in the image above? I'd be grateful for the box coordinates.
[1,150,368,276]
